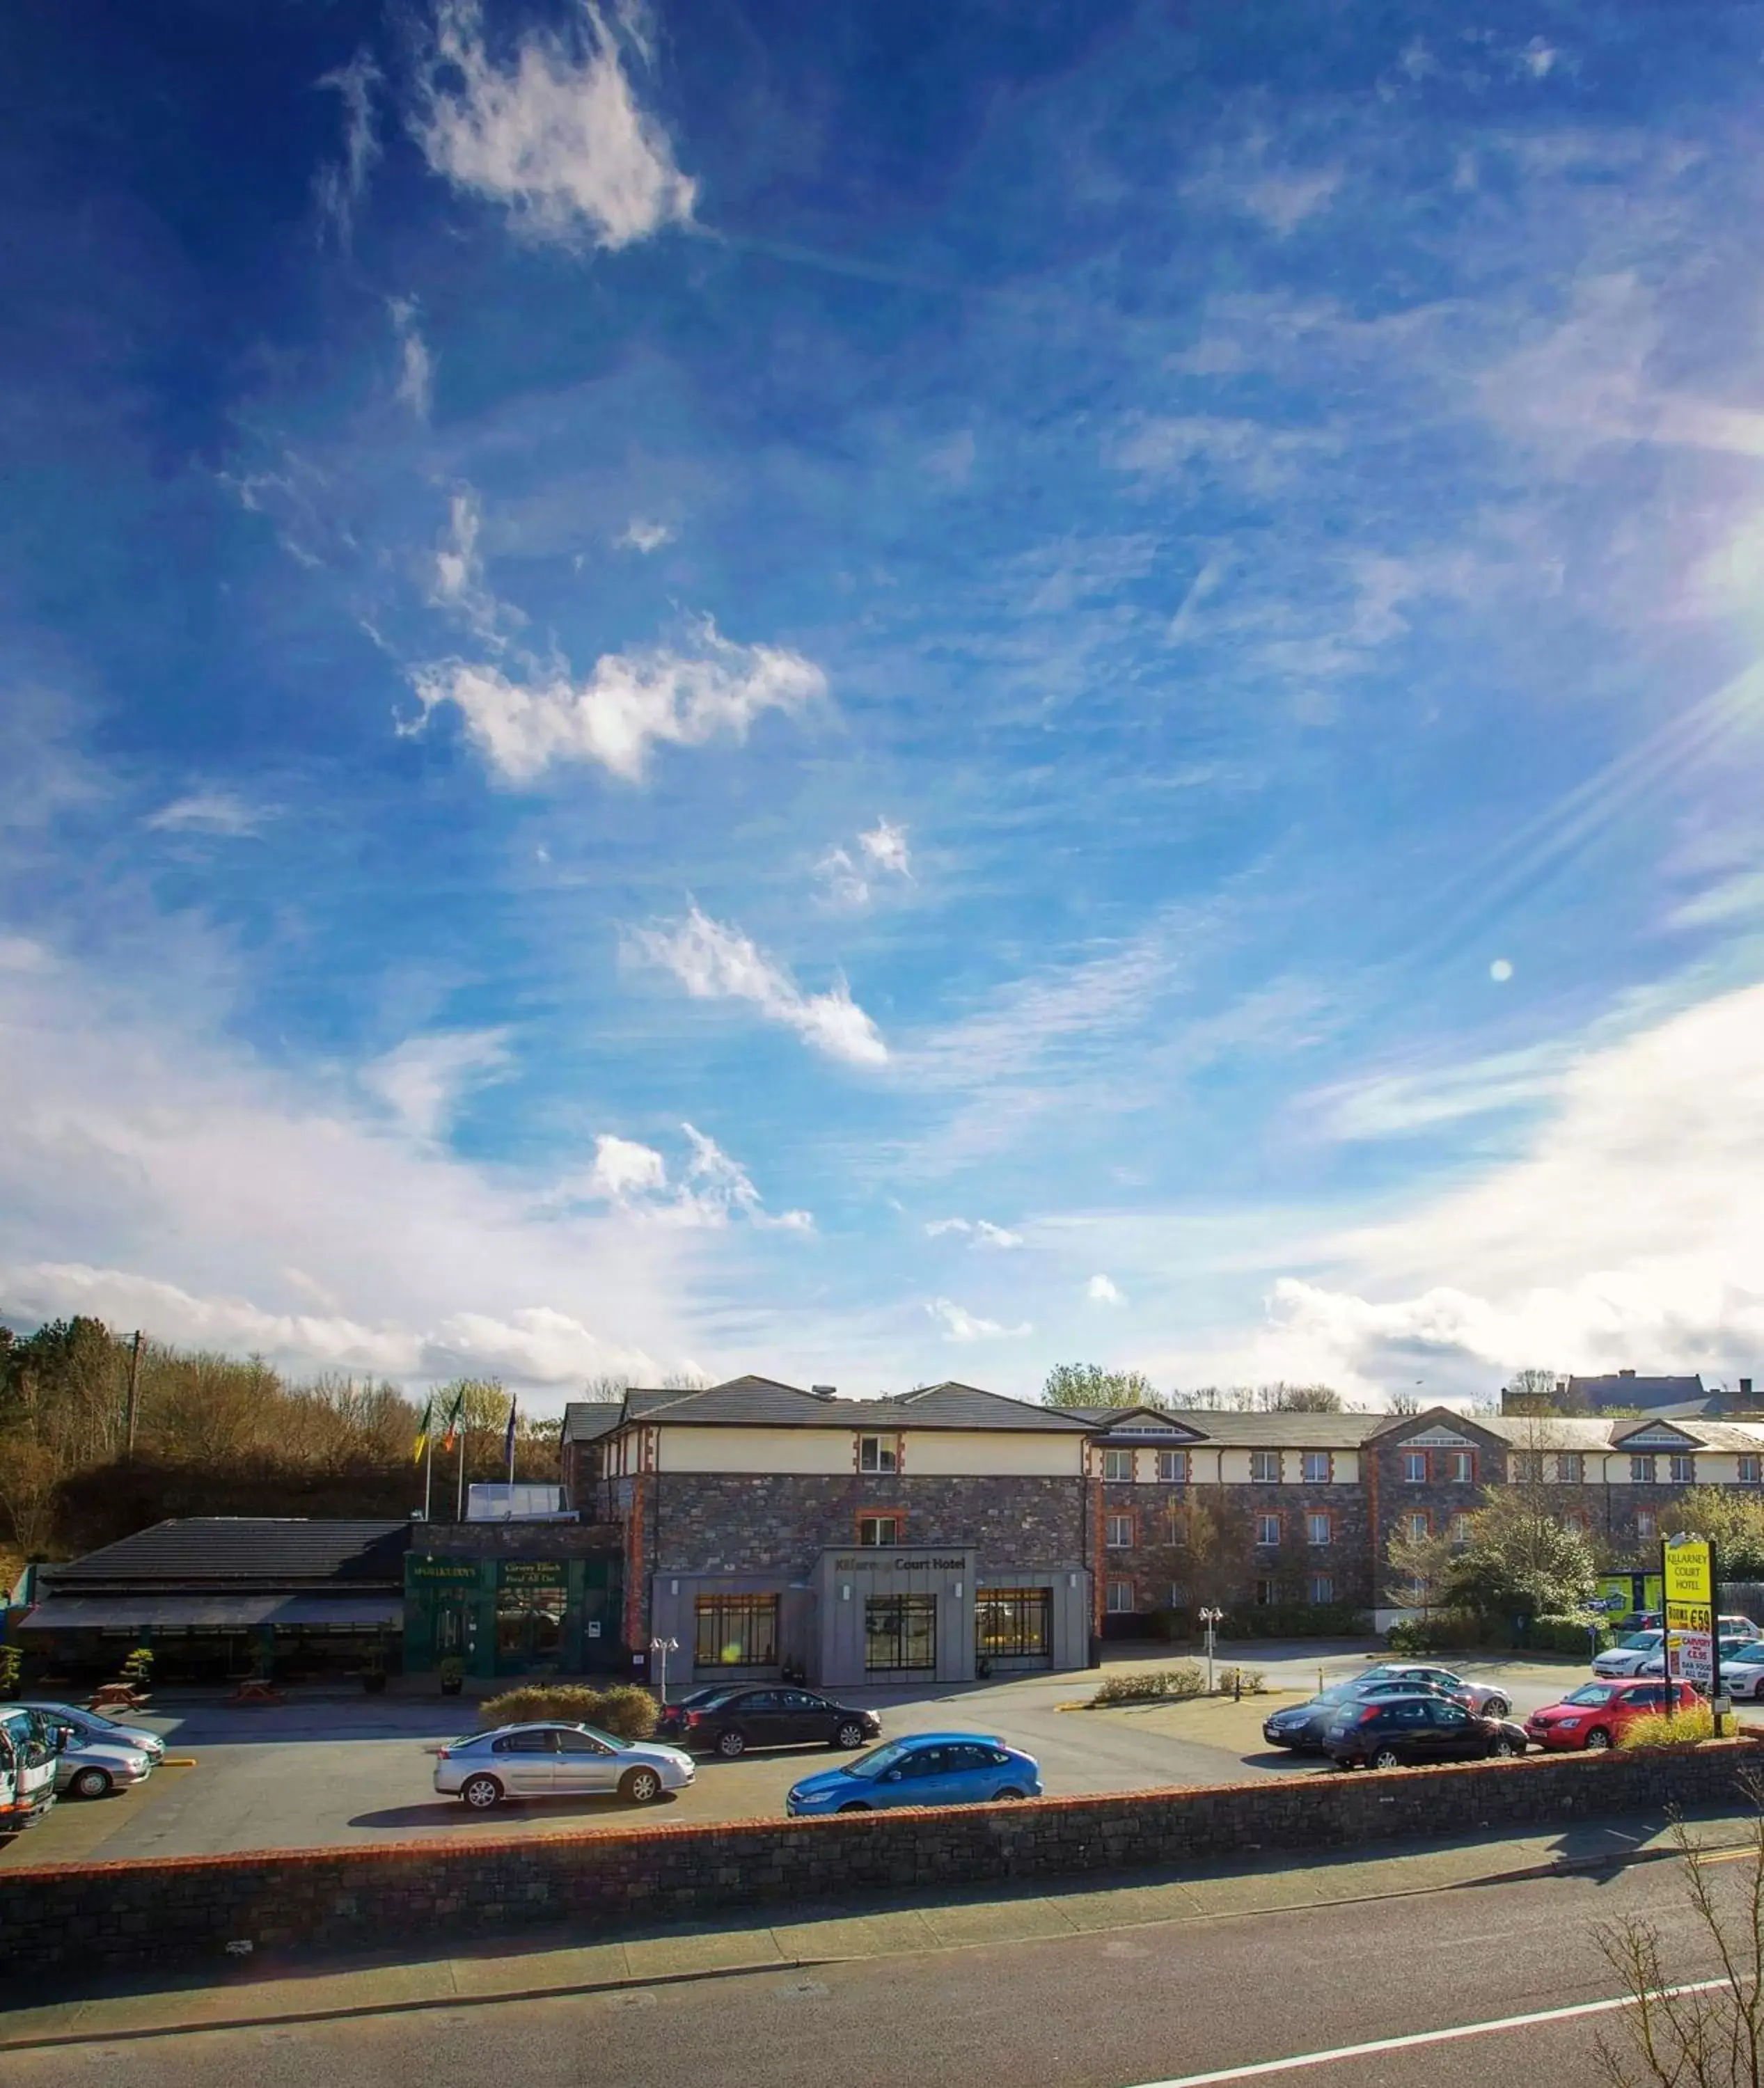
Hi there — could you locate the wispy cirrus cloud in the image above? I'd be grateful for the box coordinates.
[632,905,887,1066]
[818,817,912,909]
[360,1027,511,1141]
[144,791,270,838]
[410,0,696,250]
[927,1297,1032,1342]
[924,1217,1023,1249]
[313,47,380,251]
[616,517,673,553]
[565,1123,811,1230]
[391,299,434,419]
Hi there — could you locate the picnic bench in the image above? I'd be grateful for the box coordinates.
[88,1684,149,1714]
[229,1679,284,1705]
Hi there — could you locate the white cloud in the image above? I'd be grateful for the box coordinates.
[818,816,911,909]
[1087,1273,1124,1305]
[413,616,824,784]
[391,299,434,419]
[927,1297,1032,1342]
[585,1132,667,1200]
[411,0,696,251]
[314,48,380,251]
[1111,415,1337,491]
[924,1217,1023,1249]
[427,488,518,646]
[1520,38,1558,80]
[677,1123,812,1231]
[1238,165,1341,236]
[633,905,888,1066]
[616,518,673,553]
[144,791,269,838]
[360,1029,511,1141]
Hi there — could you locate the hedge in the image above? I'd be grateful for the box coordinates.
[1147,1603,1369,1643]
[476,1684,659,1739]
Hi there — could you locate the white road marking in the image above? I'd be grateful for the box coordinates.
[1124,1979,1733,2087]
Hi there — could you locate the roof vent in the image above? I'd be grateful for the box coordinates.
[812,1384,837,1400]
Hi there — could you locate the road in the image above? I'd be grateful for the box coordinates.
[4,1844,1747,2087]
[1,1650,1590,1865]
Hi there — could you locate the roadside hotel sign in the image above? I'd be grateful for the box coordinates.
[1661,1535,1717,1695]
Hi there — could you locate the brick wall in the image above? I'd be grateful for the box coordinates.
[652,1474,1082,1577]
[3,1742,1759,1984]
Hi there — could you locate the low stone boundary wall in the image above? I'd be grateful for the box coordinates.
[3,1742,1760,1984]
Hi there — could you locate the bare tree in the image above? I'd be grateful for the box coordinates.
[1595,1772,1764,2086]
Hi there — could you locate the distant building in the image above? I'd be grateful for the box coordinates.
[1502,1370,1760,1420]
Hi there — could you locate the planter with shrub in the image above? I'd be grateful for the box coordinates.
[438,1657,465,1698]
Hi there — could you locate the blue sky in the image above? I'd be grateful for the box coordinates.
[8,0,1764,1408]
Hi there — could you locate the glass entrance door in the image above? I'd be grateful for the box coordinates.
[865,1595,937,1672]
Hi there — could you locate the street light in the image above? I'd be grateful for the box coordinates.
[1198,1607,1224,1695]
[649,1636,679,1704]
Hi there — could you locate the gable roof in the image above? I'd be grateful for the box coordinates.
[612,1376,1087,1433]
[1566,1373,1706,1411]
[1085,1407,1390,1446]
[876,1382,1091,1432]
[560,1402,624,1446]
[1476,1414,1764,1453]
[46,1519,411,1589]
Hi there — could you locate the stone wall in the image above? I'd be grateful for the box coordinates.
[1100,1480,1373,1617]
[411,1522,624,1559]
[652,1473,1083,1578]
[4,1742,1759,1984]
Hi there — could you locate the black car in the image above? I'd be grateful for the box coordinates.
[654,1686,881,1757]
[1262,1677,1451,1753]
[1322,1692,1529,1770]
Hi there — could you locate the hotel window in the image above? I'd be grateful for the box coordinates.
[1101,1448,1135,1482]
[1669,1454,1695,1485]
[1254,1579,1277,1606]
[1105,1578,1135,1615]
[1158,1449,1190,1482]
[1512,1453,1543,1483]
[975,1589,1051,1663]
[1742,1457,1762,1485]
[1636,1509,1657,1542]
[1557,1453,1584,1484]
[1255,1512,1281,1547]
[1449,1513,1473,1546]
[1403,1450,1428,1483]
[1301,1450,1332,1484]
[1170,1505,1190,1546]
[1631,1455,1656,1485]
[1309,1574,1335,1605]
[1405,1510,1430,1542]
[1444,1450,1474,1484]
[1169,1583,1189,1610]
[1250,1450,1281,1483]
[694,1595,778,1670]
[865,1595,936,1672]
[857,1513,902,1547]
[858,1434,898,1475]
[1305,1512,1332,1547]
[1105,1512,1134,1549]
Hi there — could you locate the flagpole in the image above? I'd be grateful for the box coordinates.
[456,1421,467,1522]
[423,1434,433,1521]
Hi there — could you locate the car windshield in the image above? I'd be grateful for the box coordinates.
[1619,1634,1661,1649]
[1564,1684,1618,1706]
[844,1740,916,1780]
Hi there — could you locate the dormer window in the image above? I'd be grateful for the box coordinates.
[858,1434,899,1475]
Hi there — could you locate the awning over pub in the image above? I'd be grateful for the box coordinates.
[19,1594,402,1631]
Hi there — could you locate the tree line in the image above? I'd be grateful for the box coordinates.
[0,1317,560,1571]
[1042,1363,1346,1412]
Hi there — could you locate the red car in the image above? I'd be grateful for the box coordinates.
[1525,1678,1699,1752]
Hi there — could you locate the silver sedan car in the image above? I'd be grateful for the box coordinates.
[54,1735,155,1800]
[434,1722,695,1810]
[22,1702,166,1766]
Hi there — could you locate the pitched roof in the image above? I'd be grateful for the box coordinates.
[1566,1373,1707,1410]
[613,1376,1086,1432]
[1082,1407,1389,1446]
[560,1401,624,1446]
[873,1382,1091,1432]
[1476,1414,1764,1453]
[46,1519,411,1589]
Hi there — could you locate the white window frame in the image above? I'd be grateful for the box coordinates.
[1449,1512,1473,1546]
[1636,1508,1657,1541]
[1305,1511,1331,1547]
[857,1514,901,1548]
[1157,1449,1190,1483]
[1557,1453,1584,1484]
[1309,1574,1334,1606]
[1631,1455,1656,1485]
[1742,1456,1762,1485]
[1300,1450,1332,1484]
[1669,1454,1695,1485]
[1403,1450,1428,1483]
[1105,1578,1135,1615]
[1255,1512,1280,1547]
[1445,1450,1474,1484]
[1250,1450,1281,1484]
[1406,1510,1430,1542]
[858,1433,898,1476]
[1105,1512,1133,1550]
[1101,1447,1135,1482]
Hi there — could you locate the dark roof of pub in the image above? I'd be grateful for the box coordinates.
[44,1519,411,1589]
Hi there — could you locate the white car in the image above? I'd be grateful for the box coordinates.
[1594,1631,1665,1677]
[433,1721,695,1810]
[1632,1635,1755,1680]
[1719,1615,1763,1642]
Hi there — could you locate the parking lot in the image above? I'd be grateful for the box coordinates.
[0,1647,1601,1867]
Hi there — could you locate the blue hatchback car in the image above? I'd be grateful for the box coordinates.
[786,1731,1041,1816]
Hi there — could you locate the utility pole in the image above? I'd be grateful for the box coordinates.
[123,1330,143,1460]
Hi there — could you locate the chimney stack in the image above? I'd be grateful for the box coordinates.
[1743,1378,1755,1399]
[812,1384,837,1400]
[1619,1368,1636,1379]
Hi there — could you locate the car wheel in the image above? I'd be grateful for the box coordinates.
[833,1721,867,1750]
[1584,1728,1613,1752]
[1483,1697,1510,1719]
[621,1767,663,1805]
[993,1786,1025,1801]
[1490,1737,1520,1758]
[1371,1748,1403,1771]
[460,1774,504,1810]
[70,1766,111,1800]
[836,1801,872,1813]
[716,1729,746,1759]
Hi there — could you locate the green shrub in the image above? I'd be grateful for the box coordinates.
[1618,1705,1713,1750]
[0,1645,19,1700]
[1527,1614,1613,1656]
[1214,1666,1267,1695]
[478,1684,659,1741]
[1092,1663,1206,1705]
[1385,1611,1493,1654]
[1230,1604,1370,1640]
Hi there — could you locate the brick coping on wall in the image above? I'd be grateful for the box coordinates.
[6,1739,1763,1888]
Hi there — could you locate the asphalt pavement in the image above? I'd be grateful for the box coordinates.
[0,1647,1591,1866]
[6,1826,1758,2088]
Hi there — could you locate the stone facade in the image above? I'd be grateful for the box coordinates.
[8,1742,1759,1982]
[1098,1478,1374,1620]
[649,1473,1084,1579]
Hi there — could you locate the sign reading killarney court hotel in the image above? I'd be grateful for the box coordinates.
[1661,1534,1716,1694]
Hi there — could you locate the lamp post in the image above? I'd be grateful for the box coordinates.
[649,1636,679,1705]
[1198,1607,1224,1695]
